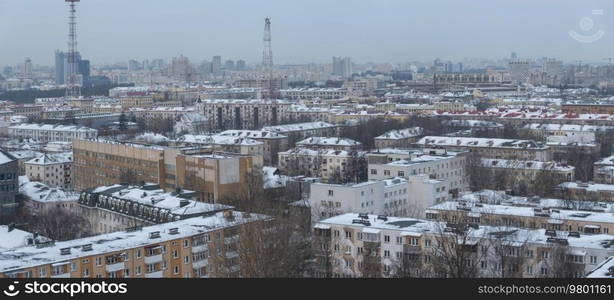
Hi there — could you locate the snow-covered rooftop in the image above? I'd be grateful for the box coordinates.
[8,123,97,133]
[296,137,361,147]
[262,122,337,133]
[218,130,287,139]
[0,211,269,273]
[481,158,574,171]
[25,152,72,165]
[417,136,546,149]
[19,177,78,203]
[375,127,424,140]
[177,135,263,146]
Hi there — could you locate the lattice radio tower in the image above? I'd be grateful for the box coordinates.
[262,18,274,70]
[65,0,81,99]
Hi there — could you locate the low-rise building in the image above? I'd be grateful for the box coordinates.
[217,130,288,165]
[374,127,424,149]
[24,153,73,190]
[0,211,270,278]
[8,123,98,143]
[415,136,551,161]
[262,122,340,146]
[278,148,367,183]
[19,178,79,216]
[556,182,614,202]
[296,137,361,151]
[594,156,614,184]
[367,148,469,197]
[78,183,232,234]
[313,213,614,278]
[175,135,264,167]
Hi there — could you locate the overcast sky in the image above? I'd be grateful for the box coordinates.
[1,0,613,66]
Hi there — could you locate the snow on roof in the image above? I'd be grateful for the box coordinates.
[443,120,504,128]
[524,123,612,132]
[19,177,78,203]
[279,148,365,158]
[0,149,17,165]
[481,158,574,171]
[318,213,614,250]
[0,211,269,273]
[25,152,72,165]
[596,156,614,166]
[429,201,614,224]
[177,135,262,146]
[375,127,424,140]
[262,166,288,189]
[93,184,231,216]
[417,136,546,149]
[134,133,170,144]
[0,226,46,252]
[586,257,614,278]
[558,182,614,192]
[262,122,337,133]
[8,123,97,133]
[218,130,287,139]
[296,137,361,147]
[8,150,43,161]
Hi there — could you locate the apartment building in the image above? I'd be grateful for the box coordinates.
[72,140,254,203]
[309,175,447,222]
[313,213,614,278]
[279,88,348,100]
[0,150,18,218]
[78,183,232,234]
[427,200,614,235]
[197,99,292,131]
[415,136,551,161]
[296,137,362,151]
[8,123,98,143]
[262,122,341,146]
[367,148,469,197]
[374,127,425,149]
[477,158,575,195]
[594,156,614,184]
[556,182,614,203]
[119,95,154,109]
[175,135,264,167]
[217,130,289,165]
[24,153,73,190]
[19,179,78,216]
[0,211,270,279]
[278,148,367,183]
[562,103,614,115]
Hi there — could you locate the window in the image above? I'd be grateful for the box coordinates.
[328,190,334,196]
[136,250,142,259]
[136,266,141,275]
[173,266,179,274]
[95,257,102,266]
[384,235,390,243]
[398,171,405,177]
[83,268,89,277]
[370,169,377,175]
[173,250,179,258]
[396,236,402,244]
[345,231,352,239]
[183,240,189,248]
[590,256,598,264]
[184,256,190,264]
[480,261,487,269]
[384,250,390,257]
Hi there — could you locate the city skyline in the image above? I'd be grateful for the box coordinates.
[1,0,613,66]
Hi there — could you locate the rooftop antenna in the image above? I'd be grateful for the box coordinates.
[65,0,81,99]
[262,18,274,98]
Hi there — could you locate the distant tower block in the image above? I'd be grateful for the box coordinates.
[262,18,273,69]
[65,0,81,99]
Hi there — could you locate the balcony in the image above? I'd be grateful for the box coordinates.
[144,254,163,264]
[144,270,164,278]
[51,273,70,278]
[192,245,208,253]
[224,235,239,244]
[105,262,125,273]
[192,259,209,269]
[403,244,422,254]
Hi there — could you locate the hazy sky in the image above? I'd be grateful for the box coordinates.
[1,0,613,66]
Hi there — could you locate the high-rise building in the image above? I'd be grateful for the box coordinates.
[212,56,222,75]
[128,59,142,72]
[22,58,33,79]
[236,60,246,71]
[54,50,65,85]
[224,60,235,70]
[509,60,532,85]
[78,59,90,85]
[332,57,352,79]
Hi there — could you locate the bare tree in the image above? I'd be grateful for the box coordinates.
[27,206,91,241]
